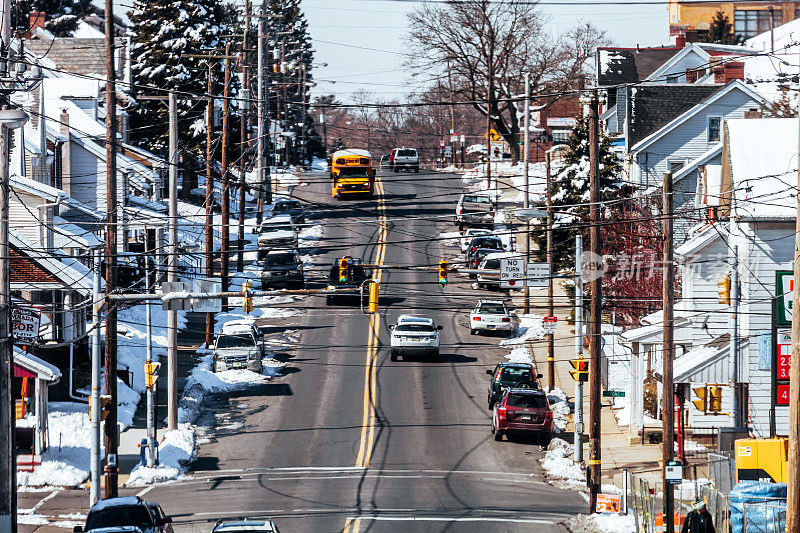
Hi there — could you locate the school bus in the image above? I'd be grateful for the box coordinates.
[330,149,375,199]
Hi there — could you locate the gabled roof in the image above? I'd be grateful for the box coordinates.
[596,46,682,86]
[675,224,722,258]
[629,80,766,154]
[10,175,104,220]
[646,42,756,83]
[9,229,94,293]
[666,334,730,383]
[672,143,722,182]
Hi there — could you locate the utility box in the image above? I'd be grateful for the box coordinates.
[735,438,788,483]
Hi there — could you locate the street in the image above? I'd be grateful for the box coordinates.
[129,169,585,532]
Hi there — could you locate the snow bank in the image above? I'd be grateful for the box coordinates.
[125,424,195,487]
[567,513,635,533]
[546,387,570,432]
[439,231,461,247]
[540,438,585,490]
[500,314,545,346]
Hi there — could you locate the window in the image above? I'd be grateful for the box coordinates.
[551,129,570,143]
[734,9,782,39]
[707,116,722,143]
[668,160,686,174]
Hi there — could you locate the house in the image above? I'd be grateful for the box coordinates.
[620,117,797,440]
[14,347,61,457]
[668,1,796,41]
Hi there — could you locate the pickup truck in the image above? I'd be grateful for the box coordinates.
[455,193,494,230]
[257,214,298,250]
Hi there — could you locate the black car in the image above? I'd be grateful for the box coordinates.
[466,247,499,277]
[486,362,541,409]
[468,235,504,253]
[272,198,305,224]
[326,257,368,305]
[260,250,304,289]
[75,496,173,533]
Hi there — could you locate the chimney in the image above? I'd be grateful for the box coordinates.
[29,11,45,32]
[685,29,699,43]
[676,34,686,49]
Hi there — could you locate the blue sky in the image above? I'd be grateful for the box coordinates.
[304,0,669,103]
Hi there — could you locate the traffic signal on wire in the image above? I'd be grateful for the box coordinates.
[339,257,349,283]
[438,260,448,285]
[569,357,588,382]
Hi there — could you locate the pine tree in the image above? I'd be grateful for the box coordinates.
[128,0,238,155]
[11,0,93,37]
[530,114,624,272]
[707,11,737,45]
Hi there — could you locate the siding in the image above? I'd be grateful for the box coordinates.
[9,191,45,245]
[67,143,103,211]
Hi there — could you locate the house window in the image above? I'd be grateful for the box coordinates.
[668,160,686,174]
[734,9,781,39]
[707,116,722,143]
[551,129,570,143]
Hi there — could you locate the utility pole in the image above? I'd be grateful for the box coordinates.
[546,149,555,392]
[237,2,250,273]
[300,64,307,168]
[447,63,457,167]
[104,0,119,497]
[485,85,492,189]
[90,251,101,505]
[788,95,800,532]
[221,43,232,303]
[575,234,584,464]
[145,257,155,467]
[730,246,739,426]
[167,90,178,430]
[586,90,601,512]
[257,2,271,213]
[281,40,289,166]
[205,62,215,347]
[522,73,531,314]
[662,171,675,533]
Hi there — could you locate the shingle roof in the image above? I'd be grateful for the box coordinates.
[26,37,127,78]
[597,47,682,87]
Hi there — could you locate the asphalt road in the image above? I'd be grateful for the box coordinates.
[138,169,587,532]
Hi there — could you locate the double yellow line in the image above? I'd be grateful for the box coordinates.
[355,177,387,470]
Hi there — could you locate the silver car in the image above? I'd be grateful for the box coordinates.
[213,326,264,373]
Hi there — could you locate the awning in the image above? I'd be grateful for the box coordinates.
[13,347,61,383]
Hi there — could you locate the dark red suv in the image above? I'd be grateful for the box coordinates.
[491,388,553,444]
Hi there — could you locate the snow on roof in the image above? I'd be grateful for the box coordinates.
[52,216,103,249]
[675,224,723,258]
[72,20,106,39]
[219,323,256,336]
[10,175,66,201]
[9,229,94,293]
[484,251,524,260]
[13,346,61,382]
[332,149,371,159]
[671,143,721,182]
[727,118,798,220]
[664,334,730,383]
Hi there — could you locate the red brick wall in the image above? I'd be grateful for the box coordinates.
[10,247,59,284]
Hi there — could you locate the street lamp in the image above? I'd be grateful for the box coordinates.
[0,105,28,533]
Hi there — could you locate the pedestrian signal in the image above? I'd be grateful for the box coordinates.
[569,358,588,382]
[438,260,448,285]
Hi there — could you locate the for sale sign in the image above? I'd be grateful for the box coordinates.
[12,307,41,346]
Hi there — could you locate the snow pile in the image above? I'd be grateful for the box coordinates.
[546,387,570,432]
[439,231,461,247]
[125,424,196,487]
[567,513,635,533]
[17,402,91,487]
[674,477,714,500]
[500,314,545,346]
[273,167,301,189]
[299,224,324,242]
[505,344,532,364]
[540,438,585,489]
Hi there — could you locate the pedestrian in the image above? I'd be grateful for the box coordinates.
[681,500,715,533]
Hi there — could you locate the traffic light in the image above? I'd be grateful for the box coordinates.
[708,385,723,413]
[144,361,161,389]
[717,275,731,305]
[692,386,708,413]
[339,257,349,283]
[569,357,588,382]
[89,394,112,421]
[438,260,448,285]
[242,280,253,313]
[368,281,380,313]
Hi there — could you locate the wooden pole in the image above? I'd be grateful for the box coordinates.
[205,62,215,346]
[220,43,231,304]
[662,171,675,533]
[237,2,250,273]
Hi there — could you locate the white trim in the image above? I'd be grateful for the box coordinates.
[672,143,722,182]
[13,346,61,382]
[675,224,723,258]
[707,115,723,143]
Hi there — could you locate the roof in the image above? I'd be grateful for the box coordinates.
[672,143,722,182]
[26,36,127,79]
[645,43,755,84]
[629,80,765,154]
[332,149,371,158]
[52,216,104,249]
[659,334,730,383]
[596,46,682,86]
[497,362,533,368]
[262,214,293,224]
[213,521,277,533]
[397,315,433,324]
[89,496,144,513]
[13,347,61,382]
[478,299,505,305]
[9,230,94,293]
[676,224,722,258]
[727,117,798,220]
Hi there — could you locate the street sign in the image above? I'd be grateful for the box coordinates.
[12,307,41,346]
[161,281,192,311]
[514,207,548,220]
[665,460,683,485]
[500,257,525,281]
[776,270,793,325]
[603,390,626,398]
[526,262,550,288]
[192,278,222,313]
[596,494,621,513]
[543,316,557,334]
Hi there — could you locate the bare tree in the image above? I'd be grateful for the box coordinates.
[408,0,606,162]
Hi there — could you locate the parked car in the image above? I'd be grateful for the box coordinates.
[486,362,540,409]
[389,147,420,173]
[271,198,305,224]
[460,228,491,252]
[212,323,265,373]
[470,299,519,336]
[75,497,173,533]
[477,252,524,290]
[257,214,298,250]
[389,315,442,361]
[466,235,504,256]
[491,388,553,444]
[380,155,391,168]
[455,193,494,229]
[260,249,304,289]
[212,520,280,533]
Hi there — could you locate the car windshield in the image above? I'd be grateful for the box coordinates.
[264,254,298,267]
[474,237,501,248]
[86,507,153,531]
[506,393,547,409]
[216,334,254,349]
[395,323,435,332]
[464,195,491,204]
[474,250,493,262]
[466,230,490,237]
[263,224,294,233]
[483,259,501,269]
[499,368,533,382]
[398,149,416,157]
[479,304,506,314]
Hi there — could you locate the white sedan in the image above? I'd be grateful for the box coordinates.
[470,300,520,336]
[390,315,442,361]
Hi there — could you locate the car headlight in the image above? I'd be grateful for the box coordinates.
[248,352,260,360]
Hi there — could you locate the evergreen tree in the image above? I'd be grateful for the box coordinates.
[128,0,238,155]
[11,0,92,37]
[707,11,737,45]
[531,114,624,272]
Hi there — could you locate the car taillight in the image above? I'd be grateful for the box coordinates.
[459,208,463,214]
[472,316,480,321]
[544,412,553,420]
[497,406,507,419]
[501,317,510,322]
